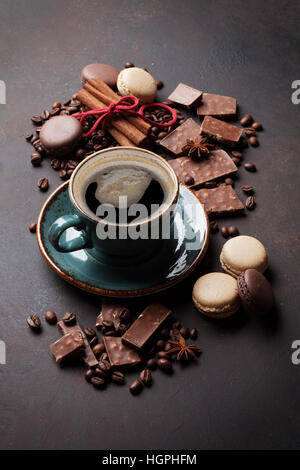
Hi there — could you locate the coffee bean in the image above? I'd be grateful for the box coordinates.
[36,146,45,156]
[228,226,239,237]
[41,110,50,120]
[245,196,255,210]
[157,351,169,359]
[158,131,168,139]
[164,342,173,352]
[31,115,43,125]
[50,107,61,117]
[74,148,87,160]
[160,328,170,339]
[117,323,128,334]
[99,352,108,362]
[118,308,131,323]
[209,221,219,234]
[50,158,61,170]
[33,139,42,150]
[29,222,37,233]
[85,368,95,383]
[156,339,165,350]
[62,311,76,325]
[45,310,57,325]
[241,184,254,194]
[66,160,78,170]
[94,367,108,380]
[157,358,173,374]
[150,126,159,136]
[37,177,49,192]
[190,328,198,340]
[184,176,194,186]
[27,314,41,331]
[240,114,253,127]
[172,321,181,330]
[91,376,106,389]
[249,136,259,147]
[31,152,42,167]
[67,169,74,177]
[238,137,249,148]
[252,122,263,131]
[140,369,152,386]
[204,181,217,189]
[129,379,143,395]
[112,371,125,385]
[232,150,243,158]
[92,342,105,358]
[25,133,33,141]
[102,320,114,329]
[224,177,234,186]
[146,358,157,370]
[98,359,111,372]
[221,226,229,238]
[244,162,257,172]
[52,101,61,109]
[31,135,39,144]
[180,327,190,339]
[104,330,117,337]
[244,127,256,136]
[170,328,180,340]
[58,169,68,180]
[156,80,164,90]
[232,157,241,166]
[84,327,96,339]
[125,61,134,68]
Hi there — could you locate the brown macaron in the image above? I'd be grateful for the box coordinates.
[237,269,275,315]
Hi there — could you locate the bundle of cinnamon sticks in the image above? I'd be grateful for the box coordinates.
[75,78,151,147]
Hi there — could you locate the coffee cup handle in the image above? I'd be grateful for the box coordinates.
[48,214,91,252]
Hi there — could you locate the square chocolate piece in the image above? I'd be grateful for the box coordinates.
[168,149,238,188]
[159,118,201,156]
[194,184,244,216]
[122,303,171,351]
[200,116,243,147]
[197,93,236,119]
[168,83,203,108]
[103,337,141,369]
[50,332,84,364]
[57,321,98,368]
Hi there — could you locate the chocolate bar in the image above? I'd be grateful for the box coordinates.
[121,303,171,351]
[96,299,130,331]
[159,118,201,156]
[197,93,236,119]
[168,82,202,108]
[57,321,98,368]
[200,116,242,147]
[50,332,84,364]
[168,149,238,188]
[103,337,141,369]
[194,184,244,216]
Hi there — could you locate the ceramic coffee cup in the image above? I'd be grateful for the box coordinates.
[48,147,179,260]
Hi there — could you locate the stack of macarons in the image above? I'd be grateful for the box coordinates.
[192,235,275,319]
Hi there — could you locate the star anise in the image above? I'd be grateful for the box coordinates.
[167,335,202,361]
[182,137,215,160]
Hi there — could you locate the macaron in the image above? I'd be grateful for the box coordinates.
[40,116,82,158]
[117,67,157,103]
[81,63,119,88]
[192,272,240,319]
[237,269,275,315]
[220,235,268,278]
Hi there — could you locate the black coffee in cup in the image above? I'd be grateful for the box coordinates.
[85,165,165,223]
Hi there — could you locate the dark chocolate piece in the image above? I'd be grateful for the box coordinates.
[40,116,82,158]
[194,184,244,216]
[57,321,98,368]
[81,63,119,88]
[159,118,201,156]
[200,116,242,147]
[197,93,236,119]
[103,337,141,369]
[96,299,130,331]
[121,303,171,351]
[168,149,238,189]
[50,332,84,364]
[168,82,202,108]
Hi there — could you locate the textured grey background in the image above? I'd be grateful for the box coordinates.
[0,0,300,450]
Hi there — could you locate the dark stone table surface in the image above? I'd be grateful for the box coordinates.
[0,0,299,450]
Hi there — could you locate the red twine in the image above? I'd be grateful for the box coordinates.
[73,96,177,138]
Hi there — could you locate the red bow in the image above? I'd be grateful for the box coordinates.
[73,96,177,138]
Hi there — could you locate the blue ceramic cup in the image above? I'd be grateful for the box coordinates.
[48,147,179,262]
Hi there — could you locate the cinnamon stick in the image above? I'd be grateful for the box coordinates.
[76,89,136,147]
[87,78,152,136]
[76,89,146,146]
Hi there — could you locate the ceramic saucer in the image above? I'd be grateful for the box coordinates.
[37,181,209,297]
